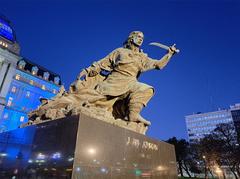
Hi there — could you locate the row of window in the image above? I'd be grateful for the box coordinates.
[189,125,216,133]
[6,90,43,112]
[10,85,57,98]
[187,118,232,127]
[186,113,230,122]
[6,100,33,112]
[186,116,231,125]
[11,86,32,97]
[15,74,58,94]
[0,40,8,48]
[2,113,25,122]
[18,60,60,84]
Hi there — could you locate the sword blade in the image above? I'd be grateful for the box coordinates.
[149,42,180,53]
[149,42,169,50]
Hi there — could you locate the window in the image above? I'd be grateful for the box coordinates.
[20,116,25,122]
[11,86,17,93]
[26,91,30,98]
[15,74,20,80]
[0,41,8,48]
[43,72,50,80]
[31,66,39,75]
[7,97,13,107]
[54,76,60,85]
[18,60,26,69]
[3,113,8,119]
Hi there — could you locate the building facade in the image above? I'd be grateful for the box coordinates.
[230,104,240,141]
[0,14,20,54]
[0,15,61,132]
[0,59,61,132]
[185,104,240,143]
[0,14,21,119]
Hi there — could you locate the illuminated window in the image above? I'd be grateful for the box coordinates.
[20,116,25,122]
[41,85,46,90]
[0,41,8,48]
[54,76,60,85]
[53,89,57,94]
[18,60,26,69]
[11,86,17,93]
[30,80,34,85]
[26,91,30,98]
[31,66,39,75]
[7,97,13,107]
[15,74,20,80]
[3,113,8,119]
[43,72,50,80]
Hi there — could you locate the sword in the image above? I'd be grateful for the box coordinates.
[149,42,180,53]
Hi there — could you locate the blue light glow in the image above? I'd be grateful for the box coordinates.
[0,69,60,132]
[52,152,61,159]
[0,18,14,41]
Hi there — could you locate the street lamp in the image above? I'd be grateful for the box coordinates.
[202,155,207,179]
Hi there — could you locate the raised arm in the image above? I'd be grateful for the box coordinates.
[141,46,176,72]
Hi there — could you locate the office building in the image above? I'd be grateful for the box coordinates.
[0,14,21,119]
[230,104,240,141]
[185,104,240,143]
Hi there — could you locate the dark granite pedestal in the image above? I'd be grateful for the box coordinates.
[0,114,177,179]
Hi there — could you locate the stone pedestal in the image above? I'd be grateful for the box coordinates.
[0,114,177,179]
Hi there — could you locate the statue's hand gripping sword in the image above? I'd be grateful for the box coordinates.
[149,42,180,54]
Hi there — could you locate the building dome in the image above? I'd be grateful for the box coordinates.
[0,13,20,54]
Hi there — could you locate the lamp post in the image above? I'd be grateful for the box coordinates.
[202,155,207,179]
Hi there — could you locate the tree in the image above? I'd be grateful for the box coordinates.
[167,123,240,178]
[212,123,240,178]
[166,137,199,177]
[194,122,240,179]
[192,134,223,178]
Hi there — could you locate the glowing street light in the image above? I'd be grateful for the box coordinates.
[0,153,7,157]
[87,148,96,155]
[68,157,74,162]
[52,152,61,159]
[37,153,45,159]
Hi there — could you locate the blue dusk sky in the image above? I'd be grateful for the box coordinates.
[1,0,240,140]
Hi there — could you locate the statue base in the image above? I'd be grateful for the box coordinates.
[0,114,177,179]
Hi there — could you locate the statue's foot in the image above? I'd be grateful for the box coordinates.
[137,115,151,126]
[129,113,151,126]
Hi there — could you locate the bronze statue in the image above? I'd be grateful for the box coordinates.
[25,31,178,134]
